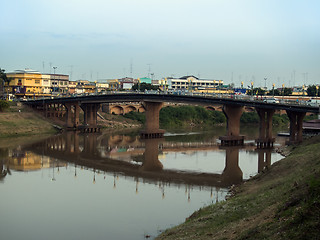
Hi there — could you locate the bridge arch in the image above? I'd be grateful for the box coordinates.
[137,106,145,113]
[124,105,137,114]
[205,106,215,111]
[110,106,124,115]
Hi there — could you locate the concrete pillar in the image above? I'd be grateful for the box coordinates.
[81,103,100,126]
[74,103,80,127]
[255,108,275,148]
[64,103,73,128]
[286,110,306,144]
[140,101,165,138]
[219,105,244,145]
[223,104,243,136]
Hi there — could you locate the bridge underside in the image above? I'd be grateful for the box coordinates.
[24,93,317,145]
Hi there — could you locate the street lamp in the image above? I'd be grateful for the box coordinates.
[264,78,267,89]
[272,83,275,96]
[251,82,254,96]
[53,66,57,95]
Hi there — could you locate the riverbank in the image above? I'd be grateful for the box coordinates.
[157,135,320,240]
[0,104,142,140]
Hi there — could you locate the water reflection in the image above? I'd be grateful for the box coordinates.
[2,131,280,190]
[0,129,285,240]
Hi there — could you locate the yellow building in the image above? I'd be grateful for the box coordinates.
[6,69,44,98]
[6,69,69,99]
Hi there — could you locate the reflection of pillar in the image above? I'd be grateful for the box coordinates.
[140,101,165,138]
[255,108,275,148]
[65,131,73,153]
[286,111,306,144]
[219,105,244,146]
[74,132,80,154]
[220,146,243,186]
[140,138,163,171]
[82,134,97,156]
[257,148,272,173]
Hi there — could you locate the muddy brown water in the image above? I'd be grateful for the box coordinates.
[0,126,288,240]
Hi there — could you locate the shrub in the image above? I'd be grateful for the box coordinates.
[0,100,9,112]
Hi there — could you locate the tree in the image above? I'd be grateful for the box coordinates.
[132,83,159,92]
[0,68,9,99]
[307,85,320,97]
[283,87,293,96]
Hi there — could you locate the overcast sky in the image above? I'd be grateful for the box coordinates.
[1,0,319,88]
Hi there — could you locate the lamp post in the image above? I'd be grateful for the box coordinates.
[272,83,275,96]
[53,66,57,95]
[251,82,254,96]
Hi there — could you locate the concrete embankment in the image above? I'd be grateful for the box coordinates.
[157,135,320,240]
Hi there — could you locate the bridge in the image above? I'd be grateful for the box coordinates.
[24,93,320,145]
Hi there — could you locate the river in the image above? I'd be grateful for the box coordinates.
[0,126,287,240]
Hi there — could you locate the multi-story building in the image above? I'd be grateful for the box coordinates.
[51,73,69,95]
[6,69,44,98]
[96,82,109,93]
[167,75,223,92]
[6,69,69,99]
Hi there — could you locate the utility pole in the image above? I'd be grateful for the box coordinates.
[53,66,57,95]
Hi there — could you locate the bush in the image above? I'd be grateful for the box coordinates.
[0,100,9,112]
[123,111,145,124]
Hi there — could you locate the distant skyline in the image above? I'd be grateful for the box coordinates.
[1,0,319,88]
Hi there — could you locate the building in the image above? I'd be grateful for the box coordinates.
[6,69,44,98]
[5,69,69,99]
[167,75,223,92]
[51,73,69,96]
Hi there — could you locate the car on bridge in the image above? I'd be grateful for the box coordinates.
[306,99,320,107]
[263,98,279,104]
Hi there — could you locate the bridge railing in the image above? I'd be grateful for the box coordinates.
[22,90,318,108]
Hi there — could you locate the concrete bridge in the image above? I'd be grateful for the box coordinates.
[24,93,319,145]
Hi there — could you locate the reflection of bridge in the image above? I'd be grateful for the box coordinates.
[20,132,274,188]
[24,93,319,145]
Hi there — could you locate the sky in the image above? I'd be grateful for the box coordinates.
[1,0,320,88]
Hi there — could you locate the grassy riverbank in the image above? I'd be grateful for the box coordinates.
[0,103,142,140]
[0,104,57,138]
[157,135,320,240]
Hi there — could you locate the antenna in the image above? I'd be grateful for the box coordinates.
[147,63,151,78]
[68,65,73,80]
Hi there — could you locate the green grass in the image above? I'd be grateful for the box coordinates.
[157,135,320,240]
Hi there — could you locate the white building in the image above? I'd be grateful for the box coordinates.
[167,75,223,91]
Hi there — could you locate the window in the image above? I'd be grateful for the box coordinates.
[35,80,40,84]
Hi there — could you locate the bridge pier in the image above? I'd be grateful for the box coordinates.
[80,103,101,133]
[140,101,165,139]
[64,102,81,129]
[255,108,275,148]
[286,110,306,144]
[219,104,244,146]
